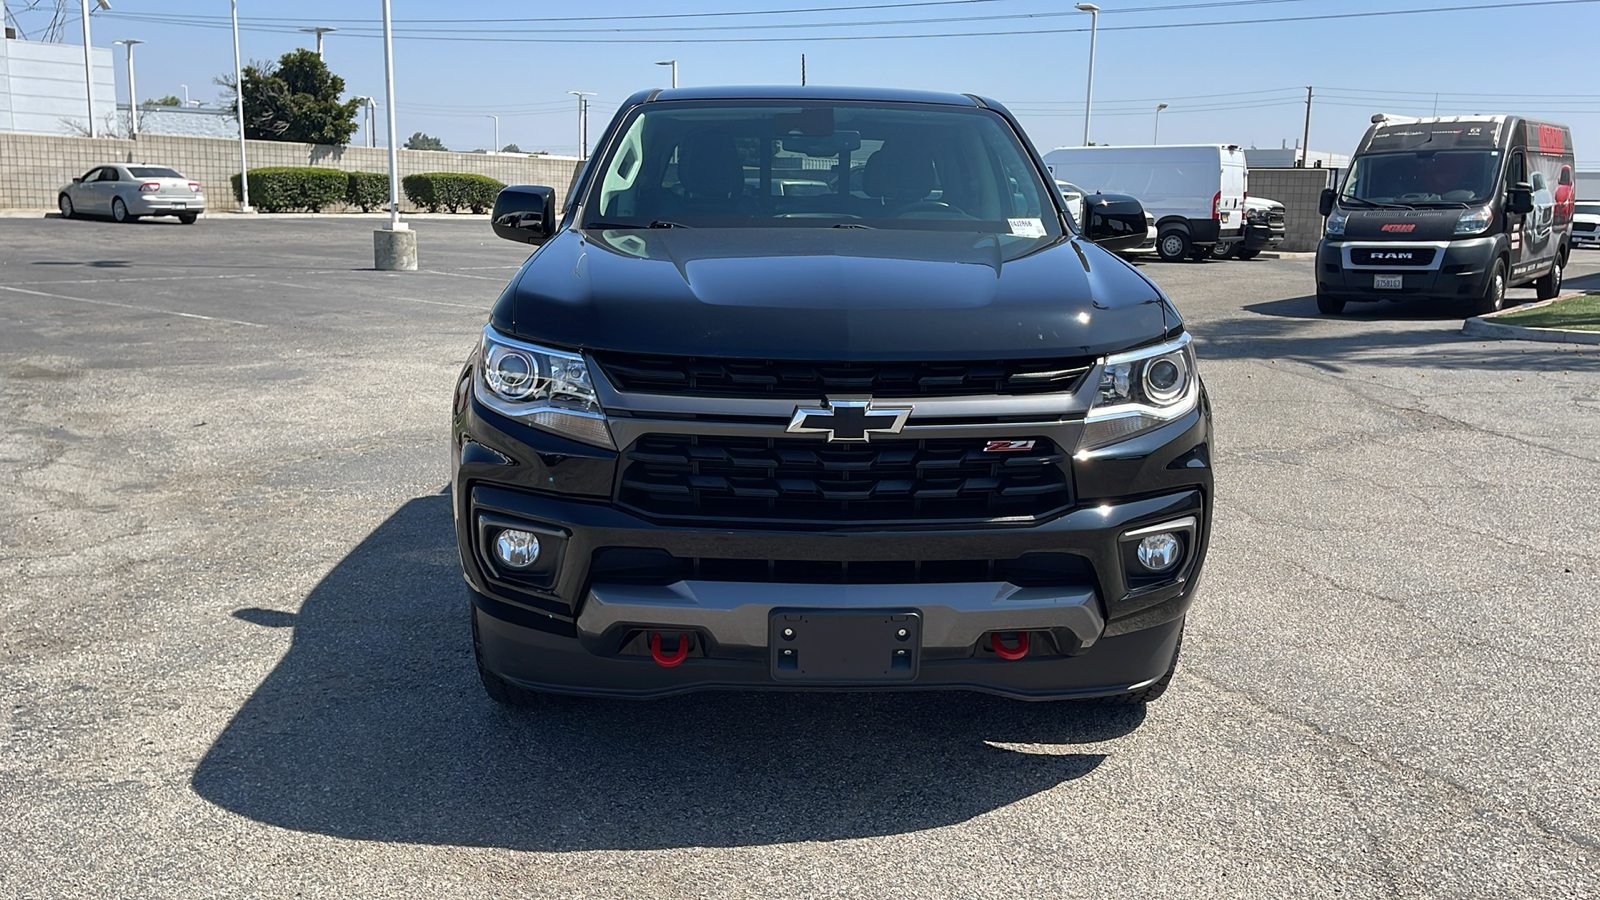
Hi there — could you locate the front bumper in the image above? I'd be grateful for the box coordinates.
[1317,236,1499,302]
[454,377,1212,698]
[1242,222,1285,252]
[1573,227,1600,246]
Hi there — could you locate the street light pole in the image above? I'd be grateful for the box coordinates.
[381,0,402,231]
[78,0,99,138]
[1153,102,1168,144]
[1074,3,1099,146]
[487,114,498,153]
[114,39,143,140]
[655,59,677,89]
[299,26,337,58]
[231,0,251,212]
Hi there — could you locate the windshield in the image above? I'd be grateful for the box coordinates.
[1339,150,1500,206]
[1576,202,1600,217]
[582,100,1063,236]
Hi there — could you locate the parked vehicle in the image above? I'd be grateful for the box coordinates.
[1317,114,1575,315]
[458,86,1212,706]
[1573,200,1600,248]
[1043,144,1247,262]
[1212,195,1285,259]
[57,164,205,224]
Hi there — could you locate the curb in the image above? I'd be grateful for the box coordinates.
[1259,251,1316,259]
[1462,292,1600,345]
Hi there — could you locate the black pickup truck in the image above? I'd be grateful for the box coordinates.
[453,86,1213,705]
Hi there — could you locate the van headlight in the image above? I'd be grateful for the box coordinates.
[1454,205,1493,236]
[1077,333,1200,453]
[475,325,614,449]
[1324,207,1347,236]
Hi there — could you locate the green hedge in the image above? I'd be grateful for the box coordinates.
[346,171,390,213]
[401,172,505,213]
[230,167,349,213]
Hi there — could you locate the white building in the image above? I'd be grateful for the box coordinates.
[0,22,117,135]
[1243,147,1351,170]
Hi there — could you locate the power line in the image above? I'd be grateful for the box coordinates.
[99,0,1600,44]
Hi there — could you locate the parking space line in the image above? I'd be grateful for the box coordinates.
[419,269,503,281]
[389,296,490,310]
[0,283,270,328]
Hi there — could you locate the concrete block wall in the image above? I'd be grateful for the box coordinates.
[1248,167,1336,252]
[0,132,582,212]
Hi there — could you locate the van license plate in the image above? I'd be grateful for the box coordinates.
[1374,274,1403,290]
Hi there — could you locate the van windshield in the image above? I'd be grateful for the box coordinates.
[581,100,1063,236]
[1339,150,1500,206]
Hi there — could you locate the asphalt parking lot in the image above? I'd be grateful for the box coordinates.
[2,215,1598,898]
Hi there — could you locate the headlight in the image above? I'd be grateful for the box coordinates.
[1454,205,1493,236]
[1324,206,1347,236]
[1245,208,1263,222]
[474,325,614,449]
[1077,333,1199,453]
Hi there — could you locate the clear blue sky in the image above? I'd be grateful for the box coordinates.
[11,0,1599,165]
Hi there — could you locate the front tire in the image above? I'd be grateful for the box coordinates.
[1156,229,1191,262]
[1316,292,1346,315]
[1093,628,1181,705]
[1534,256,1563,300]
[111,198,135,223]
[1210,242,1234,260]
[58,194,75,219]
[471,604,540,708]
[1472,259,1507,316]
[1235,248,1260,260]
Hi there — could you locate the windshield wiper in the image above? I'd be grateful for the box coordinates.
[1338,196,1413,210]
[832,222,874,229]
[581,220,693,230]
[1408,201,1470,209]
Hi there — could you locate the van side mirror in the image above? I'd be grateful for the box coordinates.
[491,186,556,245]
[1082,192,1149,253]
[1319,188,1335,217]
[1507,182,1534,215]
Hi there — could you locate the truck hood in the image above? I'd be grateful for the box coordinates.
[1336,207,1468,241]
[492,227,1175,360]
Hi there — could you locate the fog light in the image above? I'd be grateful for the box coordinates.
[1136,533,1181,572]
[494,529,541,569]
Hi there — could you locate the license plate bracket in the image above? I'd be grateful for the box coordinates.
[1374,273,1404,290]
[769,610,920,682]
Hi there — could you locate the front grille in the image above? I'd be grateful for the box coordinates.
[1351,247,1437,267]
[590,548,1093,587]
[1576,222,1597,232]
[619,434,1071,523]
[595,352,1093,398]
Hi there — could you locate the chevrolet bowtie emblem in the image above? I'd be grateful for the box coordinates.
[786,398,913,442]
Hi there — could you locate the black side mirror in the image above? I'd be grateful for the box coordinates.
[72,177,83,184]
[1082,192,1148,253]
[492,186,556,245]
[1319,188,1336,217]
[1507,181,1534,215]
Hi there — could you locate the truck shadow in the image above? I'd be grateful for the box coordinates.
[191,494,1142,850]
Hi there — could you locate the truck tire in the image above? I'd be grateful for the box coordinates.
[1235,248,1260,260]
[471,605,539,708]
[1534,256,1563,300]
[1209,242,1235,260]
[1092,628,1181,705]
[1157,229,1191,262]
[1471,259,1507,316]
[1316,292,1346,315]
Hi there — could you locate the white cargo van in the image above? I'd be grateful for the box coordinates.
[1043,144,1248,261]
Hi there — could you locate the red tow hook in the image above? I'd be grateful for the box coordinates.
[650,632,691,667]
[991,632,1029,661]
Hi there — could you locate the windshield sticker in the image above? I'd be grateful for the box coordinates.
[1008,218,1046,239]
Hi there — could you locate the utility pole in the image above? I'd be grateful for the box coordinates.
[568,90,595,160]
[800,53,806,86]
[79,0,95,138]
[1301,86,1313,167]
[231,0,251,211]
[300,26,337,58]
[114,39,143,140]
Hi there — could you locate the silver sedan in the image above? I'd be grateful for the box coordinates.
[58,164,206,224]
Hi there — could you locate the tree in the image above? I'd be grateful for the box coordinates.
[219,49,360,145]
[145,95,183,107]
[501,143,522,154]
[405,132,447,151]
